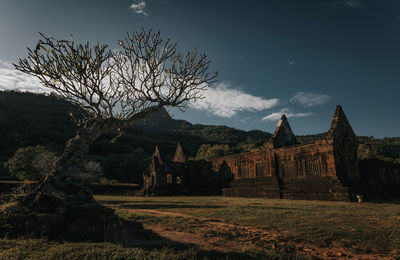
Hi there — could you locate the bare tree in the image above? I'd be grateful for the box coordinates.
[15,29,217,179]
[2,29,217,240]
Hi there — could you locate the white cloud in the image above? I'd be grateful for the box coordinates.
[0,60,48,93]
[190,82,280,118]
[290,91,331,107]
[261,108,313,121]
[130,1,148,16]
[0,60,328,122]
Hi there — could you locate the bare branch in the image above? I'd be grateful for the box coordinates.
[14,29,217,178]
[14,29,217,127]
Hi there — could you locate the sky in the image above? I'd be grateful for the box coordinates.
[0,0,399,137]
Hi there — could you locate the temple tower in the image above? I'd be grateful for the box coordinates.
[326,105,359,185]
[153,145,164,165]
[172,141,186,163]
[268,114,298,149]
[144,145,165,188]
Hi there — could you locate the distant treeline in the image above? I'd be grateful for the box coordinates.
[0,91,271,184]
[0,91,399,184]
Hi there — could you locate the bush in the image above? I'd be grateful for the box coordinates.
[195,144,232,160]
[71,161,103,183]
[357,143,377,160]
[5,145,57,180]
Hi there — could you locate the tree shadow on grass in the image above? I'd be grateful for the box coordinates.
[98,200,332,212]
[107,199,189,204]
[0,217,295,260]
[121,203,223,210]
[97,200,187,205]
[109,219,302,260]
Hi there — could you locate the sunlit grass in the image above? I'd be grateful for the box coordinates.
[1,194,399,258]
[0,238,199,260]
[0,194,299,259]
[97,195,400,255]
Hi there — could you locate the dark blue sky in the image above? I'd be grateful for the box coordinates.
[0,0,399,137]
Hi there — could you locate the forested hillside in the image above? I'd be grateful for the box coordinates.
[1,91,399,183]
[0,91,271,183]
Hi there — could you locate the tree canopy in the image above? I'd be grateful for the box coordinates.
[14,29,218,178]
[5,145,56,180]
[15,29,217,126]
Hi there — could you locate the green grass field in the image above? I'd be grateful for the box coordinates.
[1,195,400,259]
[97,196,400,257]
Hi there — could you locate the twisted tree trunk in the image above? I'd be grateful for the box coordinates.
[1,107,161,241]
[52,106,161,178]
[53,118,122,178]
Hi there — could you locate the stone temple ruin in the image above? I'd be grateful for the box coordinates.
[143,105,400,201]
[142,142,230,195]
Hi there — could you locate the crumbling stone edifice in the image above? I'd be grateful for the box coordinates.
[143,105,400,201]
[210,105,400,201]
[142,142,230,195]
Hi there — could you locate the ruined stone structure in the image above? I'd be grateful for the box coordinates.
[210,105,369,201]
[142,142,230,195]
[358,159,400,200]
[143,105,400,201]
[210,105,400,201]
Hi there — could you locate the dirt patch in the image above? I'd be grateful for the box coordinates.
[123,208,394,260]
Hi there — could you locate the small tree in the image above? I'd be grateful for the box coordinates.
[357,143,377,160]
[5,145,57,180]
[195,144,231,160]
[2,29,217,240]
[14,29,216,179]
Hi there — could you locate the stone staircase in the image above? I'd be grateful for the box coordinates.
[280,176,350,201]
[222,177,281,198]
[223,176,351,201]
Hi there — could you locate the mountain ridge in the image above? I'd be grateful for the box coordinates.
[0,90,399,182]
[0,91,273,181]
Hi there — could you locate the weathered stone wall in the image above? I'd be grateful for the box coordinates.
[359,159,400,185]
[276,141,350,200]
[211,148,276,179]
[143,143,230,196]
[358,159,400,199]
[279,176,350,201]
[223,177,281,198]
[143,105,399,202]
[210,141,338,180]
[210,105,360,201]
[212,140,351,201]
[274,140,336,179]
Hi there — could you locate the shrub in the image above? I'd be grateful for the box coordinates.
[5,145,57,180]
[195,144,232,160]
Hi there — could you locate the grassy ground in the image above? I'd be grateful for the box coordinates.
[96,195,400,257]
[0,194,308,259]
[1,237,288,260]
[0,238,196,260]
[0,235,296,260]
[1,194,399,259]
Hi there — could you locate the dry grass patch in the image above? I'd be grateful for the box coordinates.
[97,195,400,257]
